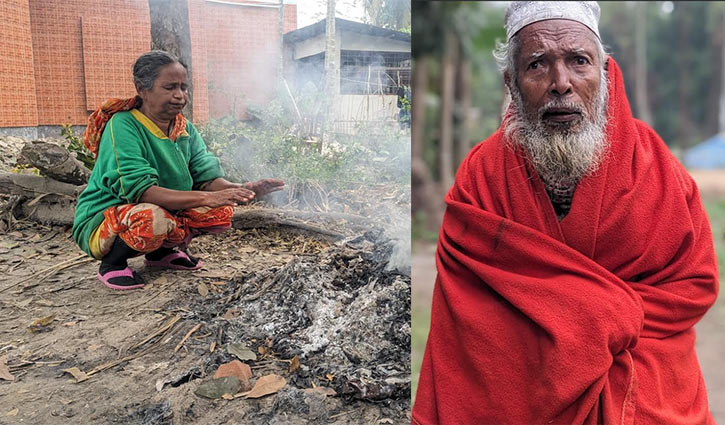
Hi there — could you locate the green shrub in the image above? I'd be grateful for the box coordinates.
[62,124,95,170]
[197,101,410,190]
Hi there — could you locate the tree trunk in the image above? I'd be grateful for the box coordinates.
[0,173,84,198]
[456,54,472,169]
[411,56,427,166]
[677,4,695,145]
[323,0,338,143]
[20,141,91,185]
[439,31,457,192]
[719,10,725,135]
[634,2,653,125]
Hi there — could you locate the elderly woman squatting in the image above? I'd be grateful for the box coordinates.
[72,51,284,290]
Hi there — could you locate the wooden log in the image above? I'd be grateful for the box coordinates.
[231,209,346,240]
[21,141,91,185]
[0,173,85,198]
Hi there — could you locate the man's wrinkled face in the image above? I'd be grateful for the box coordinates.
[503,19,609,186]
[513,19,602,133]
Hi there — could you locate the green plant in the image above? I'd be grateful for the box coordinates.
[62,124,95,170]
[10,164,40,175]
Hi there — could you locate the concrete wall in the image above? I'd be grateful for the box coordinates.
[339,32,409,53]
[292,31,410,60]
[0,125,87,139]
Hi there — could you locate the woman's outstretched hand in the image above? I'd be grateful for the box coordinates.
[204,187,255,207]
[243,179,285,197]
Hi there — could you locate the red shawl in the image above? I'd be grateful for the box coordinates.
[83,96,187,158]
[413,58,719,424]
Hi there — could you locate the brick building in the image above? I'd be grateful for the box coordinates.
[0,0,297,138]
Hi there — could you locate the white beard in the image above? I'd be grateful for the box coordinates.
[504,66,610,187]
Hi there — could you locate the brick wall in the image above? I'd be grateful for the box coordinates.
[28,0,150,126]
[188,0,210,123]
[198,0,297,120]
[0,0,38,127]
[1,0,295,129]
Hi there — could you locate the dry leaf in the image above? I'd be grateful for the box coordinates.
[211,281,227,286]
[0,355,15,381]
[62,367,89,383]
[303,386,336,397]
[289,355,300,373]
[29,314,56,331]
[195,376,241,399]
[87,344,103,352]
[197,283,209,297]
[221,393,234,400]
[61,321,77,327]
[227,343,257,361]
[222,308,240,320]
[214,360,252,391]
[6,408,18,417]
[209,341,216,352]
[258,346,267,355]
[326,373,334,382]
[243,374,286,399]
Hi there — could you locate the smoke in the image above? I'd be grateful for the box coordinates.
[198,18,411,275]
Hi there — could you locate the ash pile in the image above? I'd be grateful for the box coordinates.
[183,227,411,416]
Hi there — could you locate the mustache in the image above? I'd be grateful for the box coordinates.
[537,100,587,121]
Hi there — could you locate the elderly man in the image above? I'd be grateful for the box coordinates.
[413,2,719,424]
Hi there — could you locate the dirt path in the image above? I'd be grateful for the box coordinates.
[0,219,410,424]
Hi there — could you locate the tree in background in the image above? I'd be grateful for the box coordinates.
[323,0,339,146]
[363,0,411,31]
[412,2,505,236]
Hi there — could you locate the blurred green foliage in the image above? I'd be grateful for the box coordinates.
[197,93,410,190]
[62,124,95,171]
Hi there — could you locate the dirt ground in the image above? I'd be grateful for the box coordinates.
[411,169,725,421]
[0,212,411,424]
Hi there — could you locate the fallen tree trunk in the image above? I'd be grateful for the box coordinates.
[21,141,91,185]
[231,209,346,240]
[0,173,85,198]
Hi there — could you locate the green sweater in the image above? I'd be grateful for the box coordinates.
[72,109,224,256]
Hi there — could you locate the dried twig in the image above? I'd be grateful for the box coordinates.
[130,315,181,351]
[86,316,181,377]
[328,408,363,420]
[0,254,89,293]
[174,323,201,352]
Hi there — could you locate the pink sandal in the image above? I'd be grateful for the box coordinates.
[144,251,203,270]
[97,268,145,290]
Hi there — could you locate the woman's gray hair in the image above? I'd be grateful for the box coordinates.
[493,34,607,78]
[133,50,187,91]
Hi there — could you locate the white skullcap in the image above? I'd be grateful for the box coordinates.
[505,1,601,41]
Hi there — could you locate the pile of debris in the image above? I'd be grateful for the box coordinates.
[198,230,407,379]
